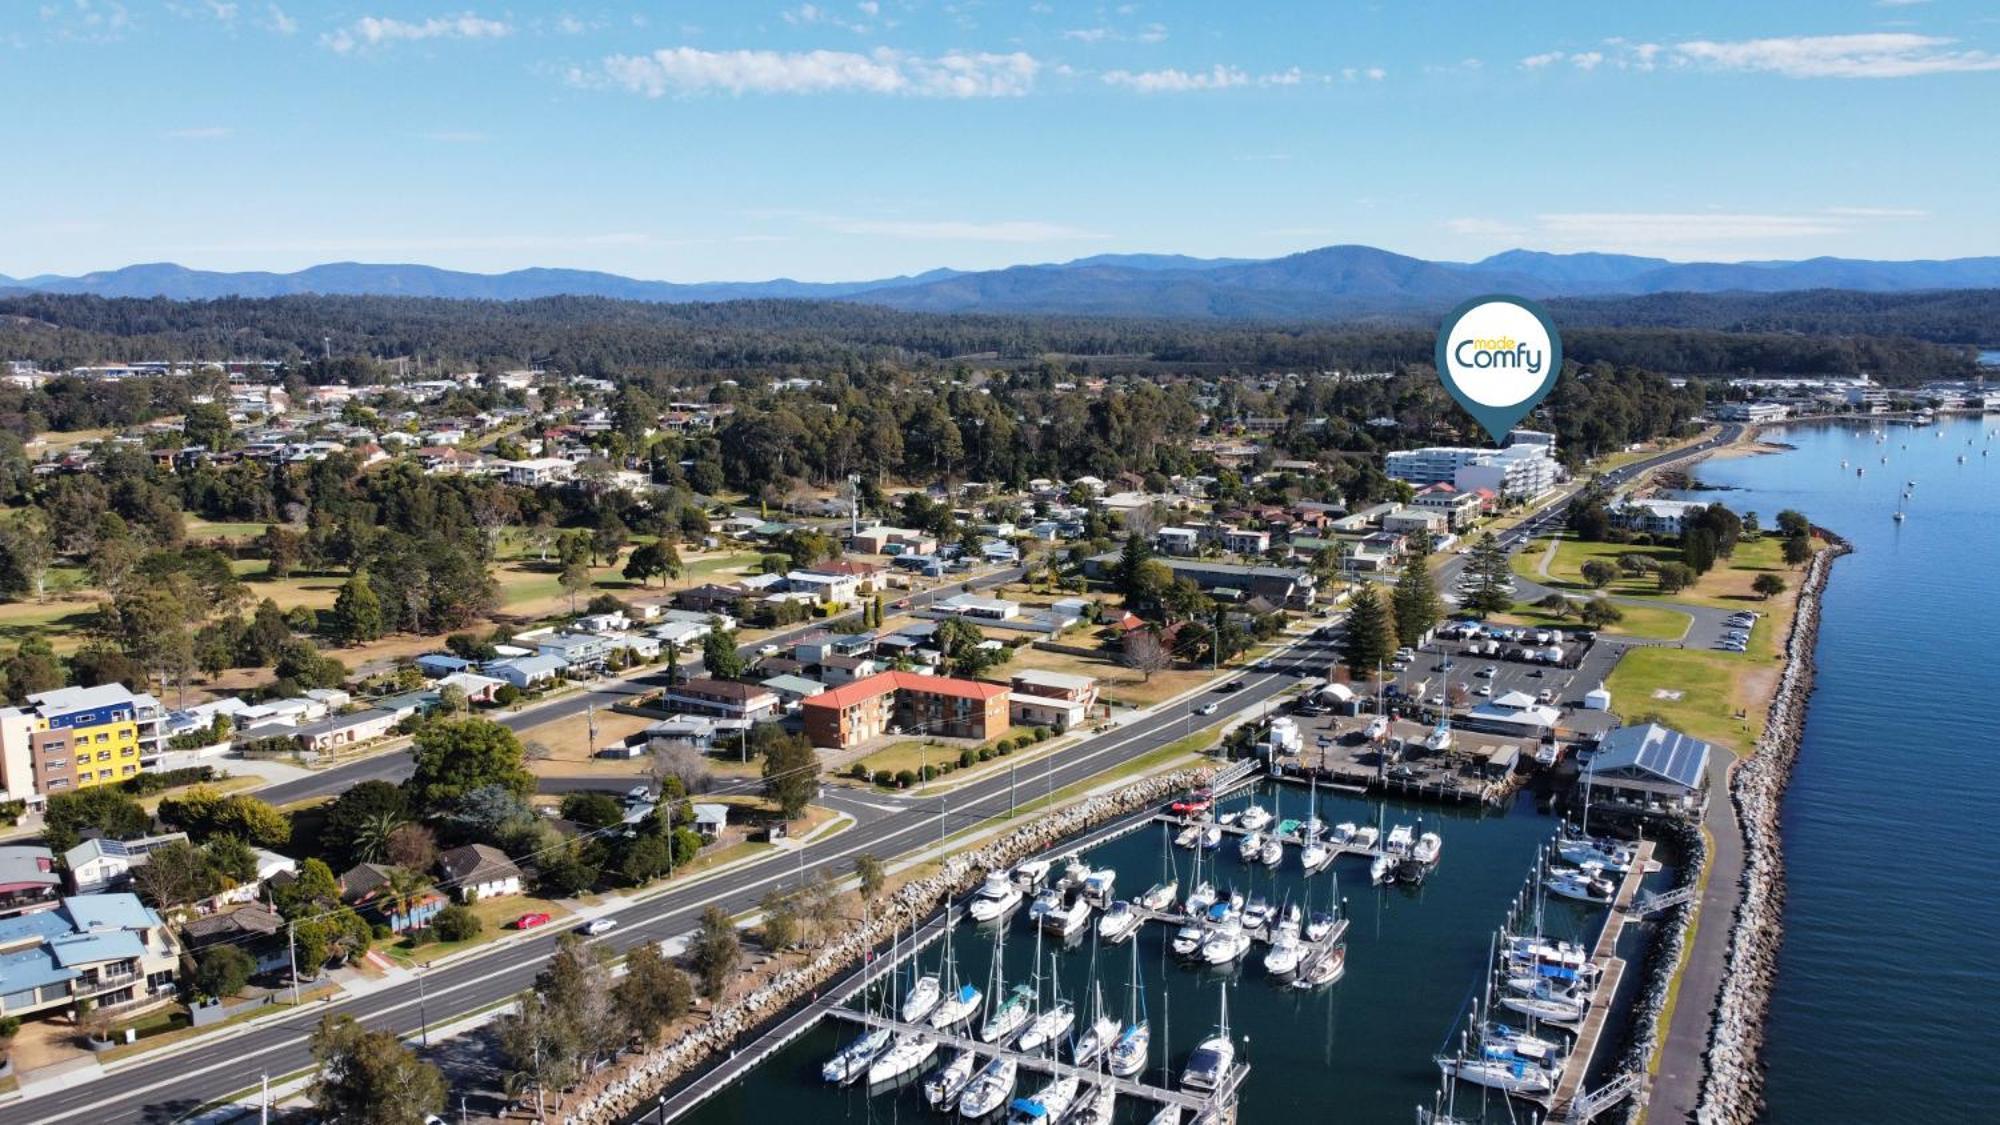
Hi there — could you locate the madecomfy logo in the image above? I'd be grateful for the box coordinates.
[1434,295,1563,440]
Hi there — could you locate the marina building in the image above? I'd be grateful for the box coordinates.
[1583,722,1713,819]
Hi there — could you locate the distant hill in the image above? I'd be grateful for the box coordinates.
[8,245,2000,319]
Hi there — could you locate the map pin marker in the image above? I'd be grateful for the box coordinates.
[1434,294,1563,443]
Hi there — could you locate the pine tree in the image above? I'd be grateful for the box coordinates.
[332,571,384,644]
[1113,532,1151,600]
[1392,553,1442,649]
[1460,535,1514,619]
[1340,586,1398,677]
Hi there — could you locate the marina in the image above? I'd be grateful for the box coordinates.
[655,776,1676,1125]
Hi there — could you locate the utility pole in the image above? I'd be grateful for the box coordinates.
[260,1073,269,1125]
[286,921,300,1006]
[417,965,430,1046]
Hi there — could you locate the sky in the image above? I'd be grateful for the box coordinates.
[4,1,1998,281]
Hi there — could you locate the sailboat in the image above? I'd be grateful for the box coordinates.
[930,908,984,1029]
[1140,825,1180,910]
[1016,952,1076,1054]
[1006,1074,1080,1125]
[957,1056,1018,1119]
[1179,981,1236,1092]
[867,1031,939,1087]
[979,928,1035,1045]
[1072,975,1122,1066]
[1291,942,1346,989]
[1107,940,1151,1078]
[901,913,943,1023]
[1263,904,1304,977]
[924,1048,979,1110]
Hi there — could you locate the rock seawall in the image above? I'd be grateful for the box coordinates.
[559,765,1217,1125]
[1694,535,1849,1124]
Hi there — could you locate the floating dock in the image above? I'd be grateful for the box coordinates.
[1545,839,1657,1118]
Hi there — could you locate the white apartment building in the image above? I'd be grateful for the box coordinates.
[1385,443,1559,500]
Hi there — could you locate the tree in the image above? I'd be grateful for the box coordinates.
[1120,628,1174,681]
[1681,528,1718,575]
[433,903,482,942]
[559,559,593,615]
[131,839,222,908]
[1781,534,1813,567]
[321,781,409,867]
[192,944,255,1000]
[759,889,801,950]
[258,525,303,579]
[1460,534,1514,619]
[688,905,741,1000]
[1580,598,1625,629]
[854,853,886,901]
[701,626,745,680]
[1774,509,1810,539]
[619,833,674,884]
[762,728,821,819]
[157,787,291,848]
[614,941,692,1042]
[1392,553,1442,649]
[536,840,602,897]
[405,718,535,812]
[42,787,151,853]
[1580,559,1618,589]
[1655,562,1696,594]
[560,791,625,830]
[330,571,385,645]
[385,823,439,872]
[622,540,680,588]
[1534,592,1572,620]
[1340,585,1398,677]
[1752,573,1788,600]
[308,1013,446,1125]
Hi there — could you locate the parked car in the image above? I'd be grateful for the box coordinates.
[1475,665,1497,679]
[513,912,552,930]
[626,784,652,803]
[582,918,619,936]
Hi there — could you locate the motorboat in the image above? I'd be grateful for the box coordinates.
[1107,1022,1150,1078]
[1174,824,1204,849]
[1170,921,1206,958]
[1199,918,1252,965]
[1097,900,1142,943]
[1016,999,1075,1055]
[1072,1013,1121,1066]
[1330,822,1357,845]
[867,1032,939,1086]
[1025,887,1062,925]
[1237,803,1272,832]
[924,1049,979,1111]
[1503,932,1594,974]
[1198,824,1223,850]
[980,984,1036,1045]
[1556,830,1634,874]
[822,1026,891,1084]
[970,874,1026,922]
[1369,853,1394,885]
[958,1056,1018,1119]
[1060,852,1092,888]
[1081,868,1117,906]
[1263,912,1304,976]
[1139,879,1179,912]
[1412,831,1442,867]
[1237,830,1265,863]
[1304,910,1336,942]
[1543,864,1616,904]
[930,981,984,1029]
[1007,1075,1079,1125]
[1385,824,1415,857]
[1506,961,1596,1001]
[1499,983,1587,1026]
[1484,1023,1565,1066]
[1290,943,1346,989]
[1259,838,1284,867]
[1013,859,1053,888]
[1363,716,1390,741]
[1183,881,1217,917]
[902,973,943,1024]
[1298,833,1332,872]
[1240,895,1271,931]
[1350,825,1380,849]
[1180,985,1236,1092]
[1041,894,1093,939]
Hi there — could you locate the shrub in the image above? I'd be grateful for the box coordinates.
[872,769,894,788]
[996,741,1014,756]
[848,763,870,780]
[921,765,939,781]
[977,747,994,762]
[894,769,918,789]
[405,926,435,947]
[957,749,976,769]
[433,904,482,942]
[494,684,520,706]
[1031,726,1051,742]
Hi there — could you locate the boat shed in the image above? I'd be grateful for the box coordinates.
[1583,722,1713,819]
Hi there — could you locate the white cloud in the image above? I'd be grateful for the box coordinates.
[1062,27,1112,44]
[585,46,1039,97]
[323,13,513,54]
[783,4,874,34]
[1062,23,1164,44]
[1445,217,1526,238]
[261,3,296,34]
[821,217,1103,242]
[1102,64,1310,92]
[1521,52,1564,69]
[40,0,133,43]
[1822,206,1928,217]
[164,126,232,140]
[1670,33,2000,78]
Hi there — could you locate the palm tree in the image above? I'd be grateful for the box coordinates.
[352,811,406,864]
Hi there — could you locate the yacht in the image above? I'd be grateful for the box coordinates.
[1174,824,1205,849]
[1170,920,1206,959]
[867,1033,939,1087]
[930,981,984,1029]
[1183,881,1217,917]
[1385,824,1415,857]
[1041,894,1093,939]
[1499,983,1587,1026]
[980,984,1036,1045]
[1107,1022,1151,1078]
[1007,1075,1079,1125]
[1198,824,1223,850]
[1556,826,1635,873]
[1298,835,1332,873]
[1259,838,1284,867]
[1073,1011,1122,1067]
[1139,879,1179,912]
[1070,1080,1117,1125]
[902,973,943,1024]
[924,1049,979,1111]
[1081,868,1118,906]
[1304,909,1336,943]
[1542,864,1616,905]
[1350,825,1380,849]
[1180,984,1236,1092]
[1097,900,1142,943]
[1016,998,1075,1055]
[1290,944,1346,989]
[969,874,1025,922]
[1330,822,1357,845]
[1025,887,1062,925]
[1412,831,1442,867]
[1060,853,1092,889]
[1437,1042,1555,1097]
[1237,803,1273,832]
[1012,858,1053,888]
[957,1057,1018,1119]
[1240,895,1272,931]
[1484,1023,1565,1067]
[1263,911,1304,977]
[1369,853,1394,886]
[1237,830,1265,863]
[822,1026,891,1084]
[1200,918,1252,965]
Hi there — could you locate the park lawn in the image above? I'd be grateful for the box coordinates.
[0,594,104,649]
[1604,648,1771,754]
[1494,599,1692,641]
[187,518,275,542]
[1522,532,1810,611]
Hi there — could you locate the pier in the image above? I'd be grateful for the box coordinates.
[1154,813,1396,863]
[826,1007,1248,1116]
[1546,839,1657,1119]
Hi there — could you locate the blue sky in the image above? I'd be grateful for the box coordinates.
[5,1,1998,280]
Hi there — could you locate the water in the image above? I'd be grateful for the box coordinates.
[1689,415,2000,1119]
[669,782,1674,1125]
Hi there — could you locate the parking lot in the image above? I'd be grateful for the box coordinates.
[1374,626,1624,739]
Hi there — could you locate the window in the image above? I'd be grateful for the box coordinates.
[95,733,109,743]
[121,765,137,776]
[96,750,111,762]
[42,758,66,771]
[120,729,133,740]
[47,778,69,790]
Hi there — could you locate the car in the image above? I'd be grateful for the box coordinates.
[1194,702,1219,715]
[756,643,781,658]
[582,918,620,936]
[894,598,912,610]
[1475,665,1497,679]
[1535,689,1556,704]
[627,784,652,803]
[1218,679,1247,693]
[1475,685,1493,697]
[1427,694,1446,707]
[513,912,552,930]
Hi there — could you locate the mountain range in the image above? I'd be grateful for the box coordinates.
[7,245,2000,320]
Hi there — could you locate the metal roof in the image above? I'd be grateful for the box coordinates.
[1588,723,1712,790]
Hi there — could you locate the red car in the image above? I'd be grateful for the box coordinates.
[1169,788,1214,816]
[512,912,552,930]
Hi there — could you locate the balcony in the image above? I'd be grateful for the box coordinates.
[74,969,141,996]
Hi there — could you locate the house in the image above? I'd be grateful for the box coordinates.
[675,584,746,615]
[660,678,783,723]
[533,631,612,668]
[800,671,1011,750]
[1085,555,1317,609]
[932,593,1021,621]
[1410,483,1485,531]
[0,893,182,1018]
[1584,723,1713,819]
[435,671,507,705]
[485,654,568,689]
[1348,533,1404,572]
[501,457,575,486]
[436,844,524,903]
[1222,528,1271,556]
[59,835,188,896]
[1611,499,1706,538]
[651,618,712,650]
[182,903,288,973]
[1155,527,1201,556]
[415,654,475,678]
[0,845,62,913]
[1381,506,1448,538]
[785,570,859,605]
[1009,670,1099,712]
[339,863,446,933]
[816,653,881,685]
[642,715,750,753]
[690,803,729,841]
[760,674,828,706]
[290,709,399,754]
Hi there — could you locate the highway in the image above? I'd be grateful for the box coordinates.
[6,426,1740,1123]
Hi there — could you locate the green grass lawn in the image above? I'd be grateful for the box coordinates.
[1517,532,1800,611]
[187,518,275,541]
[1603,647,1769,753]
[1495,599,1692,641]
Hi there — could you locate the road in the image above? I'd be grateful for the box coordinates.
[5,631,1341,1125]
[19,427,1743,1123]
[254,564,1029,806]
